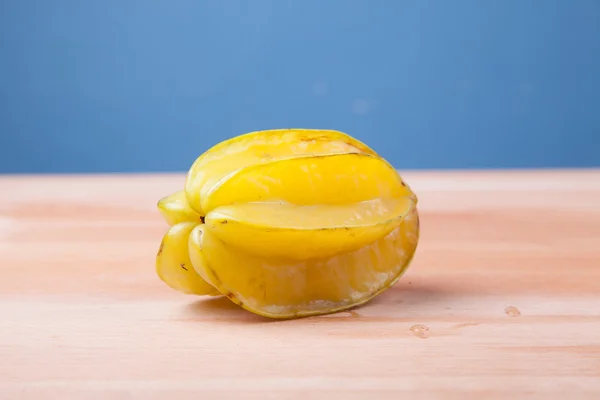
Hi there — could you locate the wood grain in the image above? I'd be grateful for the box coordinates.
[1,169,599,399]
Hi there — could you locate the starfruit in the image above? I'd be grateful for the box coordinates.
[155,128,420,319]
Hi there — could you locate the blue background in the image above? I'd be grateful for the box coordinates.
[1,0,599,173]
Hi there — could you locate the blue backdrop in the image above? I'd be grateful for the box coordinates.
[1,0,599,173]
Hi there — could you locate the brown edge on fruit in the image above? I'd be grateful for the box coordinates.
[157,239,164,257]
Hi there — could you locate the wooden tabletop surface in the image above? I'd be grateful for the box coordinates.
[1,169,599,399]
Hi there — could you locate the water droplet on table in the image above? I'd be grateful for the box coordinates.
[409,324,429,338]
[505,306,521,317]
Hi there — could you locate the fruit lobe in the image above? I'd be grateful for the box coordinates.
[204,196,414,260]
[184,128,380,215]
[199,152,414,215]
[190,201,419,319]
[155,221,219,296]
[157,190,202,226]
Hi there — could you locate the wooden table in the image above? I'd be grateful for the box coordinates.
[1,169,599,399]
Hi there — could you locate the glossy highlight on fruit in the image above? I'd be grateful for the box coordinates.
[155,128,420,319]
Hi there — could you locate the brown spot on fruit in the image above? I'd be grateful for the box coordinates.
[206,265,223,285]
[225,292,241,306]
[180,263,188,271]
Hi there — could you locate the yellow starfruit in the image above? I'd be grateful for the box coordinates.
[155,128,420,319]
